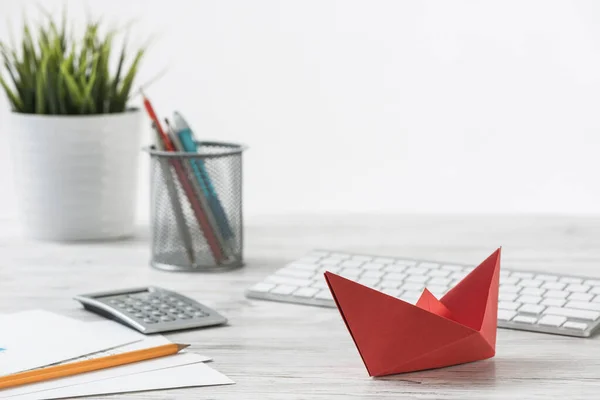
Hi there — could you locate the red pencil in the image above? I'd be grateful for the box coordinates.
[142,93,224,263]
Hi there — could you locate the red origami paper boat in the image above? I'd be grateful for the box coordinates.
[324,248,501,376]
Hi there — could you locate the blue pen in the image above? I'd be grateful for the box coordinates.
[173,112,234,240]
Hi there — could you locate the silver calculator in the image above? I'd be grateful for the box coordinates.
[74,287,228,334]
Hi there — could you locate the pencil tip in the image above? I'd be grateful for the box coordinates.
[176,344,191,351]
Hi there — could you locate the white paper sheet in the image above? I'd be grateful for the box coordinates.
[0,352,212,399]
[7,362,234,400]
[0,310,142,376]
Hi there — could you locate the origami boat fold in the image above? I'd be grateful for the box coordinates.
[324,248,501,377]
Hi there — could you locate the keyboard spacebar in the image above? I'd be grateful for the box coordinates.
[543,307,600,321]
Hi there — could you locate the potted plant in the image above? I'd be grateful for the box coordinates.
[0,15,145,240]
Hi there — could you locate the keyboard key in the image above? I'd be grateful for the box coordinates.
[288,262,320,271]
[517,295,542,304]
[381,288,401,297]
[395,259,417,266]
[271,285,298,295]
[584,279,600,286]
[590,287,600,295]
[541,298,566,307]
[562,321,588,331]
[363,262,385,270]
[565,301,600,311]
[497,309,517,321]
[400,283,425,292]
[405,275,429,284]
[513,315,537,324]
[428,269,451,278]
[362,270,384,279]
[293,287,320,298]
[341,267,363,276]
[311,280,329,289]
[499,302,521,311]
[399,291,422,303]
[276,268,315,279]
[544,290,569,299]
[441,264,465,271]
[380,280,403,289]
[374,257,395,264]
[536,274,559,281]
[429,277,452,286]
[565,284,590,293]
[427,285,448,297]
[501,276,520,285]
[543,307,600,321]
[542,282,566,290]
[338,271,360,279]
[520,288,545,296]
[499,293,518,302]
[560,277,583,284]
[593,295,600,303]
[512,272,534,279]
[538,315,567,327]
[419,262,440,269]
[384,265,407,273]
[519,304,545,314]
[519,279,542,288]
[340,260,363,268]
[500,285,521,294]
[315,290,334,301]
[569,293,594,302]
[265,275,313,287]
[357,278,380,288]
[351,255,373,262]
[500,270,511,278]
[405,267,429,275]
[386,272,407,281]
[450,271,469,281]
[318,266,341,274]
[320,258,342,265]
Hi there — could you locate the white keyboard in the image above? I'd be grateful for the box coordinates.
[246,250,600,337]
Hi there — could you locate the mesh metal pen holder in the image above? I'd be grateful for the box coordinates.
[146,141,246,272]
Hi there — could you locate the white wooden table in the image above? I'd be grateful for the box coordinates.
[2,215,600,399]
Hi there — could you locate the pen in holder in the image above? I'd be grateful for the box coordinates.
[146,142,246,271]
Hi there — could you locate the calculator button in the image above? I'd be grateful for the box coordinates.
[193,311,206,317]
[151,311,164,316]
[177,313,190,319]
[134,313,145,318]
[125,308,136,313]
[185,306,195,311]
[142,306,153,311]
[177,301,186,307]
[143,318,157,324]
[151,299,161,304]
[160,316,175,322]
[159,304,170,309]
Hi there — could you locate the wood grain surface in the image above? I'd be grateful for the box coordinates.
[1,215,599,399]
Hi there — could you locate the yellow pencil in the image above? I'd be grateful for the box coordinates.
[0,343,189,390]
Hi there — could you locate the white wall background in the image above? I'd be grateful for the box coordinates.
[1,0,600,220]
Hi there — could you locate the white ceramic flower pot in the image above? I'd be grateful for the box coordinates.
[9,110,143,241]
